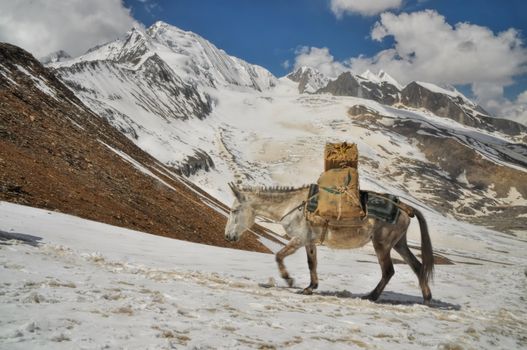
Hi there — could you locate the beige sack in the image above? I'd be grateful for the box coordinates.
[324,142,358,171]
[316,167,364,220]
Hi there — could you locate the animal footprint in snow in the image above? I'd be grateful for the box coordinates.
[258,277,277,289]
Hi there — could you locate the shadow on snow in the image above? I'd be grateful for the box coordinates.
[0,230,42,247]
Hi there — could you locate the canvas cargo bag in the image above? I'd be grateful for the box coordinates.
[324,142,358,171]
[315,167,365,220]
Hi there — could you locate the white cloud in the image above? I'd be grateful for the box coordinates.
[293,46,349,78]
[350,10,527,87]
[0,0,140,58]
[330,0,403,17]
[292,10,527,125]
[478,88,527,126]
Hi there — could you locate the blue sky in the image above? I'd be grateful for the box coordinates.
[125,0,527,81]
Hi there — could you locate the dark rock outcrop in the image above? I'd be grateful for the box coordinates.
[317,72,362,96]
[400,82,527,136]
[316,71,400,105]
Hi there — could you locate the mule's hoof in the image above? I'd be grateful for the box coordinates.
[302,288,313,295]
[423,299,432,307]
[361,293,378,301]
[285,278,295,288]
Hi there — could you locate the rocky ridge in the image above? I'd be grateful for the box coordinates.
[289,67,526,137]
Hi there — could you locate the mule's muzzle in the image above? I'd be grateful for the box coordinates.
[225,233,240,242]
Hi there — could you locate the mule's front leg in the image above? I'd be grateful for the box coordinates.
[275,237,302,287]
[302,241,318,295]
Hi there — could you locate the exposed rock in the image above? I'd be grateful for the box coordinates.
[348,104,381,118]
[317,71,400,105]
[317,72,362,97]
[176,150,215,177]
[358,80,400,105]
[348,105,527,233]
[400,82,527,136]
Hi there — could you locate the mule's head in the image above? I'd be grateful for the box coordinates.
[225,183,256,242]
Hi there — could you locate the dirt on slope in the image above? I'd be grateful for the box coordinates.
[0,43,271,253]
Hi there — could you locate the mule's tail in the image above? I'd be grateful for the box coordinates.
[413,207,434,283]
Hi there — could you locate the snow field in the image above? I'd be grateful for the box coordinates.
[1,202,526,349]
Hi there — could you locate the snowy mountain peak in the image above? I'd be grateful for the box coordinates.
[145,22,277,90]
[52,22,277,91]
[378,70,403,90]
[359,69,403,90]
[151,20,170,29]
[127,26,148,41]
[360,69,379,83]
[287,66,329,93]
[146,20,188,39]
[145,21,170,38]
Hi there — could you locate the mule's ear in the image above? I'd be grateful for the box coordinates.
[228,182,242,200]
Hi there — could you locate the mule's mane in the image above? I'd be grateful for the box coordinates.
[238,184,310,195]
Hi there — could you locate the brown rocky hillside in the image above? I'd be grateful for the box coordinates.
[0,43,272,253]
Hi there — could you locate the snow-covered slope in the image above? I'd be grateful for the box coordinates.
[147,22,277,91]
[187,89,527,233]
[50,22,527,234]
[1,201,526,349]
[51,22,278,170]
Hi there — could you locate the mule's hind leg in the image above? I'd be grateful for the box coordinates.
[275,237,302,287]
[363,241,394,301]
[394,236,432,305]
[302,241,318,295]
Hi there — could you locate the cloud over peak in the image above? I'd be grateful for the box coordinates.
[293,47,348,78]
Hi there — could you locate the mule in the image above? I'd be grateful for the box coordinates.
[224,184,434,305]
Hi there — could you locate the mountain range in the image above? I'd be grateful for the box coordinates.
[2,20,526,246]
